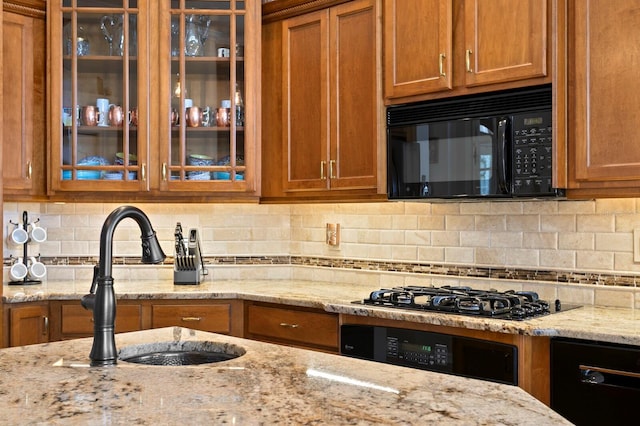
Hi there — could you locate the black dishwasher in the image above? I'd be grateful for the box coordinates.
[551,337,640,426]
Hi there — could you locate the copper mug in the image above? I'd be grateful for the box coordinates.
[169,108,178,126]
[186,106,203,127]
[216,107,230,127]
[108,105,125,126]
[80,106,101,126]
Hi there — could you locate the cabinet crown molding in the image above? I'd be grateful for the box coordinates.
[262,0,351,22]
[3,0,45,18]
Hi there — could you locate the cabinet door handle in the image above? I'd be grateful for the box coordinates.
[329,160,336,179]
[465,49,473,73]
[162,163,168,181]
[320,161,327,180]
[42,316,49,335]
[27,161,32,179]
[141,163,147,181]
[439,53,446,77]
[181,317,202,322]
[279,322,299,328]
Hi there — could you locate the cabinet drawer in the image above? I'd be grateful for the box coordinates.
[61,304,142,335]
[152,304,231,334]
[247,304,338,349]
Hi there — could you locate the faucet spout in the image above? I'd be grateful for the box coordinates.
[84,206,166,366]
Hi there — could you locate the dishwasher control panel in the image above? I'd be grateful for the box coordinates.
[341,324,517,385]
[384,329,452,372]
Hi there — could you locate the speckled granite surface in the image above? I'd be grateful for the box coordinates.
[4,278,640,346]
[0,327,571,424]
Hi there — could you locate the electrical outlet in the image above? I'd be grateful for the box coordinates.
[326,223,340,246]
[634,229,640,263]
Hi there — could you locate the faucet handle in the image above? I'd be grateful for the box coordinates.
[81,293,96,311]
[81,264,98,311]
[89,263,99,294]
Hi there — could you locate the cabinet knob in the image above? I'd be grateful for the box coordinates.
[141,163,147,181]
[320,161,327,180]
[439,53,446,77]
[162,163,168,181]
[42,316,49,335]
[181,317,202,322]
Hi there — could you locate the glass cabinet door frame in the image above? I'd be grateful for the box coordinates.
[155,0,259,194]
[48,0,150,193]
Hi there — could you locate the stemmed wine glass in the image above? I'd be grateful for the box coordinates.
[101,15,124,56]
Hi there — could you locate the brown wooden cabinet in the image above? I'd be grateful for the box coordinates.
[48,300,144,341]
[151,300,243,336]
[4,302,49,347]
[2,0,46,199]
[47,299,243,341]
[245,302,339,352]
[262,0,385,201]
[384,0,550,103]
[561,1,640,198]
[46,0,260,201]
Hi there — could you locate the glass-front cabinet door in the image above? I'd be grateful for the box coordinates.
[49,0,148,192]
[48,0,259,197]
[158,1,254,193]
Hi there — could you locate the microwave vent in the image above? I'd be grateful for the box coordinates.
[387,85,552,126]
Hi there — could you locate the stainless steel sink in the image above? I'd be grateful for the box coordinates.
[119,341,246,366]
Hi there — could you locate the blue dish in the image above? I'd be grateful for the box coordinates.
[103,172,124,180]
[77,170,102,180]
[212,172,244,180]
[78,155,111,166]
[188,154,214,166]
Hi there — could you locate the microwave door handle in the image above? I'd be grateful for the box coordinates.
[497,119,509,194]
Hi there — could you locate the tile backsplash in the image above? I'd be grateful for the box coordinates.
[6,198,640,294]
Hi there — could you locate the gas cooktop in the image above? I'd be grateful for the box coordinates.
[353,285,579,321]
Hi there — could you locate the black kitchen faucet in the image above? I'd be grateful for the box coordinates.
[81,206,166,366]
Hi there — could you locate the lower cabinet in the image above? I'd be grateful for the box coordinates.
[3,302,49,347]
[150,300,244,337]
[49,300,145,341]
[244,302,339,353]
[47,299,244,342]
[5,299,339,352]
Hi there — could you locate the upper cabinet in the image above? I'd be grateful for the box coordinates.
[2,0,46,199]
[47,0,260,201]
[384,0,550,103]
[561,1,640,198]
[261,0,385,201]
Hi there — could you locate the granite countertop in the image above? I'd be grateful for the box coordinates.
[0,327,570,424]
[4,278,640,346]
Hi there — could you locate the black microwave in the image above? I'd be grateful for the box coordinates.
[387,85,563,199]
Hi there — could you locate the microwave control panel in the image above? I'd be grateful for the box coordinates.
[511,110,553,195]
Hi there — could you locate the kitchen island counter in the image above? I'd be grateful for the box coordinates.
[0,327,570,424]
[5,277,640,346]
